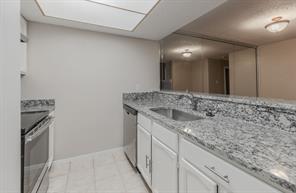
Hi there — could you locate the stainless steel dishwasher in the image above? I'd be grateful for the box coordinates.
[123,104,137,167]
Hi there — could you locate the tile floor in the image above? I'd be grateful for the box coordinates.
[48,149,150,193]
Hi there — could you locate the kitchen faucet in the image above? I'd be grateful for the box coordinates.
[181,90,198,111]
[184,91,215,117]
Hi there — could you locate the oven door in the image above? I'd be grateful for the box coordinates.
[23,118,51,193]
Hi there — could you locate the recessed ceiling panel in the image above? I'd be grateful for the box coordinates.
[36,0,146,31]
[22,0,227,40]
[89,0,159,14]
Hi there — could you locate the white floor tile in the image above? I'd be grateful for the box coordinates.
[120,169,140,181]
[66,176,96,193]
[68,169,94,182]
[94,152,115,167]
[116,159,135,175]
[122,171,146,191]
[126,185,149,193]
[95,163,120,181]
[49,161,70,178]
[112,149,126,162]
[67,167,95,192]
[96,176,126,193]
[70,156,94,172]
[47,175,67,193]
[48,149,148,193]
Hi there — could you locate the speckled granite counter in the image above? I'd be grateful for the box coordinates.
[21,99,55,113]
[123,91,296,193]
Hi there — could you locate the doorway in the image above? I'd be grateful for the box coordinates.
[224,66,230,95]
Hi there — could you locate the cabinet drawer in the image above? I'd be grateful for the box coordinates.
[180,138,281,193]
[152,122,178,152]
[138,113,151,133]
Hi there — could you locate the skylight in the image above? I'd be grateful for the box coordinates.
[89,0,159,14]
[36,0,160,31]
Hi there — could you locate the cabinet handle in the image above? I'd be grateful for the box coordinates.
[149,159,152,174]
[204,165,230,184]
[145,155,149,168]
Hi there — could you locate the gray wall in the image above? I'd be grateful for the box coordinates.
[21,22,160,160]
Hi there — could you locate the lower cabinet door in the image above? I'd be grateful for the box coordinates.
[218,186,232,193]
[137,125,152,186]
[152,137,178,193]
[179,158,218,193]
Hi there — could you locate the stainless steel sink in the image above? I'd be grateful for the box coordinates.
[150,107,204,122]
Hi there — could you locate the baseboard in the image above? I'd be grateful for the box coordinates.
[53,146,124,164]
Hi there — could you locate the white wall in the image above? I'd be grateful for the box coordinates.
[21,22,160,160]
[192,59,207,92]
[0,0,21,192]
[172,61,192,91]
[258,37,296,100]
[229,48,257,97]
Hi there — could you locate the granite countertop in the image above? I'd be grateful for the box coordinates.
[21,99,55,113]
[124,100,296,193]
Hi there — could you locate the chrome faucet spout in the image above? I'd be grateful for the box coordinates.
[187,92,198,111]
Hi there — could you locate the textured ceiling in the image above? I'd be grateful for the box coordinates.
[177,0,296,46]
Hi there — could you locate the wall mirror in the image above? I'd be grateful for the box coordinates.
[160,0,296,101]
[160,33,257,97]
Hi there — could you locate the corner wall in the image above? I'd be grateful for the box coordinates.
[21,22,160,160]
[172,61,192,91]
[229,48,257,97]
[258,38,296,100]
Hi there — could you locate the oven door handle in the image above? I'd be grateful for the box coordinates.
[25,117,53,144]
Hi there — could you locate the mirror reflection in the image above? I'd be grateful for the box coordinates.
[160,34,257,97]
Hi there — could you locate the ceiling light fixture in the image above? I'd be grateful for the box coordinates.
[182,49,192,58]
[265,17,290,33]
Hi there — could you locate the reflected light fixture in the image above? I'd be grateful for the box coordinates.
[182,49,192,58]
[265,17,290,33]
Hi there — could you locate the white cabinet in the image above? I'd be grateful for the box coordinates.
[179,158,218,193]
[20,41,27,75]
[137,114,178,192]
[152,122,178,152]
[152,136,178,193]
[138,113,152,132]
[20,16,27,36]
[20,15,27,75]
[137,124,152,186]
[180,138,282,193]
[136,114,283,193]
[219,186,232,193]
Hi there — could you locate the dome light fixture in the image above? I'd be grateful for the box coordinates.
[265,17,290,33]
[182,49,192,58]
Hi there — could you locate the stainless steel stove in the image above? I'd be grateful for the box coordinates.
[21,111,52,193]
